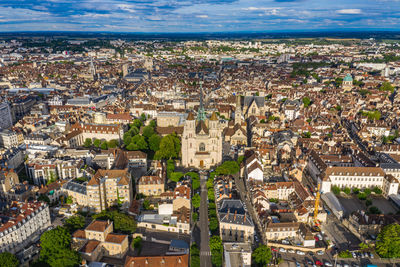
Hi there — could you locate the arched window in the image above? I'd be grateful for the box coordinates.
[199,143,205,152]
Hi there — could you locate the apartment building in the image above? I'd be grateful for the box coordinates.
[0,102,14,131]
[265,221,300,241]
[218,199,254,243]
[0,130,19,148]
[0,201,50,254]
[87,169,132,212]
[137,175,165,196]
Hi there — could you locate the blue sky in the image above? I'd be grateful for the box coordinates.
[0,0,399,32]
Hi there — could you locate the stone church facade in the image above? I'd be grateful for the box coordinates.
[181,112,223,169]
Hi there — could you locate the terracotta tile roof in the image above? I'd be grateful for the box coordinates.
[139,175,163,185]
[88,169,130,186]
[107,113,132,121]
[105,233,128,244]
[124,254,189,267]
[72,229,86,239]
[85,220,111,232]
[80,240,101,254]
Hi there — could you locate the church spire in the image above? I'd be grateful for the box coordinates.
[197,81,206,121]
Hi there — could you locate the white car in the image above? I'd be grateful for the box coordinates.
[296,250,305,255]
[324,262,333,267]
[288,249,295,253]
[279,247,286,253]
[317,250,324,255]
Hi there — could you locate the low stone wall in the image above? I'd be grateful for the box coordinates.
[267,241,326,252]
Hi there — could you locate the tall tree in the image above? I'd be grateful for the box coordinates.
[0,252,19,267]
[376,223,400,258]
[148,134,161,152]
[192,194,201,209]
[83,138,92,148]
[252,245,272,266]
[64,215,85,233]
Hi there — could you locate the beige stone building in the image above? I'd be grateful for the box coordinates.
[181,112,222,169]
[137,175,165,196]
[73,220,129,262]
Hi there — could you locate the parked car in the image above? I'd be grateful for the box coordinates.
[296,250,305,255]
[308,251,314,256]
[369,252,374,259]
[306,259,313,265]
[317,250,324,255]
[288,249,295,253]
[279,248,286,253]
[351,252,357,258]
[316,234,323,240]
[324,261,333,266]
[271,247,277,252]
[314,235,319,241]
[315,260,323,266]
[295,262,301,267]
[282,239,290,245]
[343,264,350,267]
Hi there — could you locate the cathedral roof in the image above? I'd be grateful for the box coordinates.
[196,120,209,135]
[343,73,353,82]
[187,112,195,120]
[210,111,218,121]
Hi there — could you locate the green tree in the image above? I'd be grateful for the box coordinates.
[376,224,400,258]
[142,125,155,139]
[358,192,367,200]
[210,236,223,267]
[93,139,101,148]
[170,171,184,182]
[131,119,142,129]
[100,141,108,150]
[155,134,181,159]
[92,210,137,234]
[373,186,382,194]
[65,196,73,204]
[128,126,140,136]
[64,215,85,233]
[149,120,156,128]
[140,113,147,122]
[126,143,136,151]
[83,138,92,148]
[332,185,341,195]
[209,217,219,232]
[148,134,161,152]
[123,134,132,146]
[343,187,351,195]
[0,252,19,267]
[338,250,352,258]
[369,206,381,214]
[38,194,50,204]
[359,242,370,250]
[190,243,200,267]
[366,199,372,207]
[132,236,142,255]
[215,161,239,175]
[192,194,201,209]
[302,97,312,108]
[39,226,81,267]
[237,155,245,165]
[192,212,198,222]
[380,81,394,92]
[142,199,152,210]
[252,245,272,266]
[108,139,119,148]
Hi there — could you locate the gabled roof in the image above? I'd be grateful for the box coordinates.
[195,120,209,135]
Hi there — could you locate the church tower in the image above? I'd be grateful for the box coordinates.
[234,95,242,125]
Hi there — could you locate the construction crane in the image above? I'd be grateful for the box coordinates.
[313,183,321,226]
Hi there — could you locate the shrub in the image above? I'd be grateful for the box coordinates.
[332,186,341,195]
[366,199,372,207]
[364,188,372,196]
[372,187,382,195]
[338,250,352,258]
[352,188,360,194]
[358,192,367,200]
[343,187,351,195]
[369,206,381,214]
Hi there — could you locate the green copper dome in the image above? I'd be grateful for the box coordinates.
[343,73,353,82]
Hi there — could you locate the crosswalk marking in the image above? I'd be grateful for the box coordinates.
[201,251,211,256]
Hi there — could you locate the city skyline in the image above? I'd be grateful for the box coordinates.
[0,0,400,32]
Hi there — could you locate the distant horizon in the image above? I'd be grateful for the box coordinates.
[1,1,400,33]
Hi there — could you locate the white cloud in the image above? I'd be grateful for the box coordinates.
[336,9,362,14]
[196,15,208,18]
[243,7,281,11]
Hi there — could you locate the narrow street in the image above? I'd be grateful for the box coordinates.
[199,172,212,267]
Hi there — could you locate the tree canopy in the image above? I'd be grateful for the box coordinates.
[302,97,312,108]
[92,210,137,234]
[376,224,400,258]
[215,161,239,175]
[192,194,200,209]
[39,226,81,267]
[210,236,223,267]
[252,245,272,266]
[64,215,85,233]
[379,81,395,92]
[0,252,19,267]
[154,133,181,159]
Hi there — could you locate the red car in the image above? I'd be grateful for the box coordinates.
[314,236,319,241]
[271,247,278,252]
[315,260,323,266]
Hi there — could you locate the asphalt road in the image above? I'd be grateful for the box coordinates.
[199,172,212,267]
